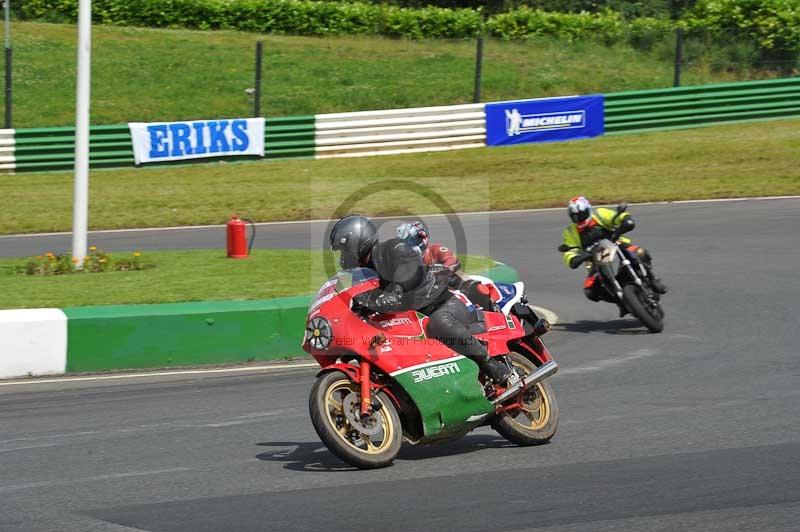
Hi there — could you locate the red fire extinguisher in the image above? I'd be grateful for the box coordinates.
[226,215,255,259]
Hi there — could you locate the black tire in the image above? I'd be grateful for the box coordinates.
[309,371,403,469]
[622,283,664,333]
[492,353,558,446]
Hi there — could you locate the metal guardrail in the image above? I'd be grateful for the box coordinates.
[2,78,798,173]
[10,116,316,172]
[314,103,486,159]
[0,128,15,171]
[264,115,316,159]
[14,125,133,172]
[605,77,800,134]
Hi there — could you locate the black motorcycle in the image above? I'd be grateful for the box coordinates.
[559,204,665,333]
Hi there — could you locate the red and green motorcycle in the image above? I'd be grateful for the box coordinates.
[303,268,559,469]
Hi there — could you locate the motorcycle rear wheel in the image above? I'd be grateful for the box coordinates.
[492,352,558,446]
[622,284,664,333]
[309,371,403,469]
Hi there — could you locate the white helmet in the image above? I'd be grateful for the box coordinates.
[567,196,592,224]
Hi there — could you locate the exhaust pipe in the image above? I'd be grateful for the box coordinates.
[492,361,558,406]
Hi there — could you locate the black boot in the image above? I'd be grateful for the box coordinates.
[480,358,513,385]
[641,253,668,295]
[649,276,668,295]
[618,302,629,318]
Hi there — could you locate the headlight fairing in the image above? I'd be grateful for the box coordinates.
[594,247,615,264]
[305,317,332,350]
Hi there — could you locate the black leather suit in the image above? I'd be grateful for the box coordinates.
[353,238,492,366]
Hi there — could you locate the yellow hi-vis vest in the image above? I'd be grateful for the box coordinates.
[561,207,631,268]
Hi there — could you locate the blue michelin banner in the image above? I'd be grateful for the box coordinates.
[485,95,604,146]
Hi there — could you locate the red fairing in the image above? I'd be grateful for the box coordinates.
[475,312,525,354]
[481,282,502,302]
[317,363,361,382]
[584,274,598,289]
[304,276,536,379]
[515,336,554,366]
[368,313,426,337]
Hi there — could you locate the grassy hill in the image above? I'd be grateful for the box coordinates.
[9,22,770,128]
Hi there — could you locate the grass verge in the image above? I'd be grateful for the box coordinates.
[0,250,496,309]
[10,22,771,128]
[1,119,798,234]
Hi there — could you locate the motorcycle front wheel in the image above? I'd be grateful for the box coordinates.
[309,371,403,469]
[492,352,559,446]
[622,284,664,333]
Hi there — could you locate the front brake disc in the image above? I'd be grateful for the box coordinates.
[342,393,383,436]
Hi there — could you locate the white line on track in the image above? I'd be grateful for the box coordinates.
[0,467,192,494]
[1,195,798,239]
[559,348,660,375]
[0,362,319,387]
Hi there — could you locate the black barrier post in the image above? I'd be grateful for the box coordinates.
[673,27,683,87]
[4,47,10,128]
[254,40,263,117]
[3,0,10,128]
[473,36,483,103]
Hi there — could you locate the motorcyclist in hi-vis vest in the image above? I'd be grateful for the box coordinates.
[561,197,668,313]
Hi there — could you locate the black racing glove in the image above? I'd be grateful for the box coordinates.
[373,291,402,311]
[354,284,407,313]
[569,251,592,269]
[612,217,635,240]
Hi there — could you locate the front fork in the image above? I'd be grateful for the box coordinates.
[609,248,644,300]
[360,358,372,415]
[617,248,660,309]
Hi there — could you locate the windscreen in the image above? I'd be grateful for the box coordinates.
[309,268,379,312]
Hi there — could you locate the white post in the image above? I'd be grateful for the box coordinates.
[72,0,91,268]
[4,0,10,48]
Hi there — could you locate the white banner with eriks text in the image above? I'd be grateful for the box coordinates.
[128,118,265,164]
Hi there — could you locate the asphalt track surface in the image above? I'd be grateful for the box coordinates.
[2,198,799,532]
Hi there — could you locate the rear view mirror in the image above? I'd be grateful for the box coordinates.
[616,202,628,214]
[557,244,570,252]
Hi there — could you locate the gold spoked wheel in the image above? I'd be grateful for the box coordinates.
[492,352,559,446]
[324,380,395,455]
[309,371,403,469]
[508,361,551,431]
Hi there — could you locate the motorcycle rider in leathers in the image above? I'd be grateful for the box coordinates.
[396,220,496,311]
[330,214,512,384]
[561,197,667,314]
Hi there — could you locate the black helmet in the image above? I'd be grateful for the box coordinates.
[329,214,378,268]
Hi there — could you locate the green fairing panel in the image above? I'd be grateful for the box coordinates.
[392,358,494,438]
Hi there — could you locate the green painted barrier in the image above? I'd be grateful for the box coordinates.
[64,296,311,372]
[605,77,800,134]
[62,265,519,373]
[13,115,317,172]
